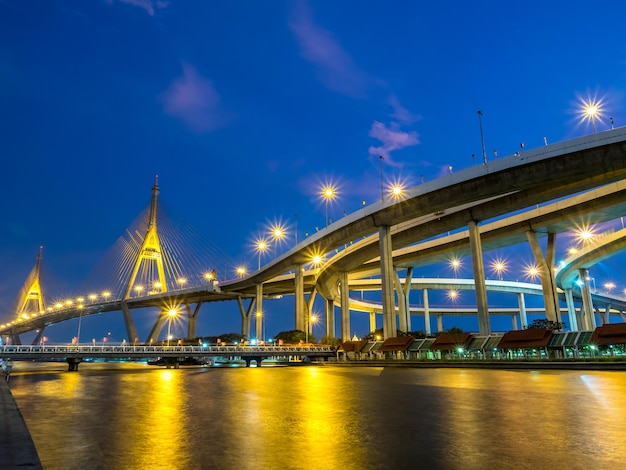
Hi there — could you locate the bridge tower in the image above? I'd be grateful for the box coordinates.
[9,246,46,344]
[121,176,167,342]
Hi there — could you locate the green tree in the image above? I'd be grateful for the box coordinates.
[275,329,314,343]
[526,319,566,331]
[362,328,384,341]
[320,335,341,347]
[218,332,247,344]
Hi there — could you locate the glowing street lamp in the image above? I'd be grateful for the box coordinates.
[166,308,177,346]
[255,238,269,270]
[604,281,616,293]
[269,224,286,258]
[447,290,459,303]
[524,264,540,281]
[134,285,143,297]
[305,314,318,344]
[449,257,461,278]
[389,183,405,201]
[491,258,507,280]
[177,278,187,288]
[102,291,111,301]
[321,185,336,228]
[236,266,247,278]
[580,97,603,134]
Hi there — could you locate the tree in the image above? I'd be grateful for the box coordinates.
[320,335,341,347]
[275,329,313,343]
[362,328,384,341]
[218,332,247,344]
[526,319,566,331]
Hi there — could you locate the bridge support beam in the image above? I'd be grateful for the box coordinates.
[121,302,139,347]
[185,302,202,340]
[564,288,579,331]
[238,297,255,339]
[66,357,81,372]
[468,220,490,335]
[578,268,596,330]
[147,311,168,345]
[378,225,397,339]
[423,289,431,336]
[325,297,335,339]
[369,311,376,333]
[294,264,304,331]
[394,267,412,333]
[517,293,528,329]
[255,284,263,341]
[526,230,559,323]
[340,272,350,341]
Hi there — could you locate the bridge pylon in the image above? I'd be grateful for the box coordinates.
[121,176,168,342]
[11,246,46,345]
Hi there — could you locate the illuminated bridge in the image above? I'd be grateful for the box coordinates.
[3,128,626,344]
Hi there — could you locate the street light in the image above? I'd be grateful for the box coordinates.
[269,223,286,258]
[255,238,269,270]
[305,314,318,344]
[236,266,247,278]
[491,258,507,280]
[321,185,336,228]
[76,304,84,346]
[581,97,603,134]
[166,308,177,346]
[449,257,461,278]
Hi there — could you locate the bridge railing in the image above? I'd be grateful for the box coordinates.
[0,344,336,355]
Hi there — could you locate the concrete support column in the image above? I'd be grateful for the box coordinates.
[294,263,304,331]
[238,297,255,338]
[378,225,397,339]
[394,269,408,333]
[517,293,528,329]
[369,311,377,333]
[546,232,562,325]
[579,268,595,330]
[255,283,263,341]
[526,230,559,322]
[601,304,612,325]
[564,288,579,331]
[511,315,518,330]
[423,288,431,336]
[340,272,350,342]
[325,297,335,339]
[468,220,490,335]
[185,302,202,340]
[436,314,443,333]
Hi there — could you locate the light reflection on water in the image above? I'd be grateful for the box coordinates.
[9,363,626,469]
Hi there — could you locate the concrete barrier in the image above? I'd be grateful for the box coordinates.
[0,377,42,469]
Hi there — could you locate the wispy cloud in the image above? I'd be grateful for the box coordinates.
[368,121,420,161]
[107,0,168,16]
[388,95,421,125]
[161,63,229,133]
[288,0,370,97]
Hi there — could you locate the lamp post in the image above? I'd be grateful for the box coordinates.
[76,304,84,346]
[305,314,318,344]
[379,155,385,202]
[256,239,268,270]
[167,308,177,346]
[269,224,286,259]
[321,185,335,228]
[477,110,487,165]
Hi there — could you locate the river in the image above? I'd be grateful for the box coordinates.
[7,362,626,469]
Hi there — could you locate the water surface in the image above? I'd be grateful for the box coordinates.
[9,363,626,469]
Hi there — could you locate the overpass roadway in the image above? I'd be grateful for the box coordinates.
[3,129,626,340]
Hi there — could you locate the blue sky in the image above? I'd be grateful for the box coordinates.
[1,0,626,342]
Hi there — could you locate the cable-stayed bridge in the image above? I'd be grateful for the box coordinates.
[3,128,626,344]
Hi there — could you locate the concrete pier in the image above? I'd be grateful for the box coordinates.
[0,376,42,469]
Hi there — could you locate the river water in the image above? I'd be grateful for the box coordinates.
[7,362,626,469]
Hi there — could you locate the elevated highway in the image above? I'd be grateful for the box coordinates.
[3,128,626,341]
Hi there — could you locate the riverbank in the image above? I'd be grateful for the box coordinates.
[325,359,626,370]
[0,376,42,469]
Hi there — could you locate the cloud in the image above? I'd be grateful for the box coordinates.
[107,0,168,16]
[388,95,420,125]
[288,0,370,97]
[368,121,419,161]
[161,63,229,133]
